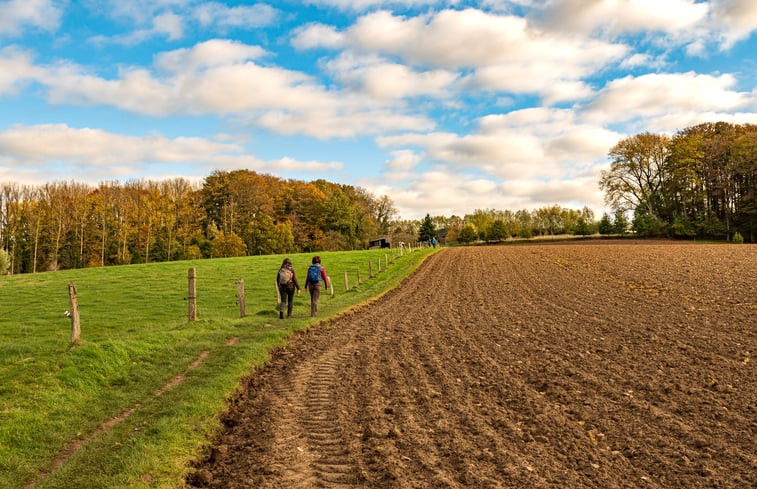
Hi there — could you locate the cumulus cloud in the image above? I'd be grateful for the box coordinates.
[0,0,62,37]
[89,2,278,45]
[531,0,708,37]
[0,47,41,95]
[303,0,456,11]
[710,0,757,48]
[366,165,607,220]
[380,108,622,180]
[0,124,343,183]
[323,52,458,99]
[192,2,279,30]
[90,11,185,45]
[293,8,626,103]
[0,124,242,166]
[584,72,753,130]
[154,39,267,73]
[20,41,433,138]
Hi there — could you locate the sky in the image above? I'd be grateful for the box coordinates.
[1,0,756,220]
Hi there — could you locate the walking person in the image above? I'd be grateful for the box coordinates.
[277,257,300,319]
[305,255,329,317]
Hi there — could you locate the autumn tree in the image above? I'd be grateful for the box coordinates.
[600,132,671,218]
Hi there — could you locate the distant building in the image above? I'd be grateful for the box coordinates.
[369,237,391,249]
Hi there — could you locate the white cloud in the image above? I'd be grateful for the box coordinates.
[584,72,753,129]
[292,22,345,50]
[380,108,622,180]
[0,47,41,95]
[0,0,62,36]
[254,108,433,139]
[710,0,757,48]
[387,150,421,172]
[303,0,455,11]
[0,124,343,183]
[153,11,184,40]
[366,166,607,220]
[90,11,185,45]
[0,124,240,166]
[323,52,458,99]
[192,2,279,30]
[532,0,708,36]
[384,149,422,181]
[154,39,267,73]
[273,156,343,172]
[21,41,433,138]
[293,8,627,103]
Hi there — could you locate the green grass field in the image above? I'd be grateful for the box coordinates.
[0,247,435,489]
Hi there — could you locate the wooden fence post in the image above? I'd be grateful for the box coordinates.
[378,256,382,273]
[357,268,362,285]
[188,267,197,322]
[344,270,349,291]
[237,278,246,318]
[368,259,373,278]
[67,282,80,344]
[385,253,389,268]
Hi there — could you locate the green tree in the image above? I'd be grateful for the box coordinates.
[487,219,507,241]
[613,210,628,234]
[457,224,477,244]
[418,214,436,242]
[574,217,592,236]
[598,213,613,235]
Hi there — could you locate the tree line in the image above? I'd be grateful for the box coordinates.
[412,206,598,246]
[600,122,756,242]
[0,171,398,274]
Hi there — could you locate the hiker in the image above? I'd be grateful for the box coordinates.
[304,255,329,317]
[277,257,300,319]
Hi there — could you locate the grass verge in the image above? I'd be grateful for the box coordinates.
[0,247,436,489]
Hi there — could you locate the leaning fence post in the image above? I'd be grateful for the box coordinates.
[188,267,198,322]
[67,282,81,344]
[237,278,246,318]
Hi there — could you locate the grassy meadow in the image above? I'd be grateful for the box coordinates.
[0,247,435,489]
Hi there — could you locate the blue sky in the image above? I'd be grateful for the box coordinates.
[1,0,756,220]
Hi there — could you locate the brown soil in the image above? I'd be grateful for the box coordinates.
[187,241,756,488]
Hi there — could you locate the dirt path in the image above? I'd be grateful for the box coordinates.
[188,242,756,488]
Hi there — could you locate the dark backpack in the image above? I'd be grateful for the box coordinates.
[307,265,321,283]
[278,267,293,286]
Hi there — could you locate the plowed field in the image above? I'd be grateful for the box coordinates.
[188,241,756,488]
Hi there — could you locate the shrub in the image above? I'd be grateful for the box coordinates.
[672,216,695,239]
[733,232,744,244]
